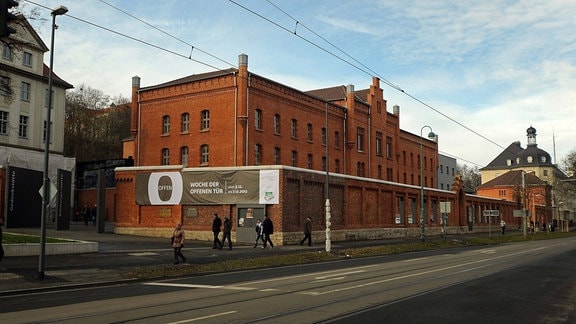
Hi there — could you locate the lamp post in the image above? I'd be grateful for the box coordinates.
[420,126,435,242]
[39,5,68,279]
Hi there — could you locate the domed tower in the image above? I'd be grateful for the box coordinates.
[519,126,552,166]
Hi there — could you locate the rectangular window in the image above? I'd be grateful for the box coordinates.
[2,46,12,60]
[181,113,190,133]
[307,123,313,141]
[291,150,297,167]
[255,109,262,130]
[181,146,189,166]
[357,127,365,151]
[274,147,280,164]
[307,154,313,169]
[322,156,327,171]
[23,52,32,67]
[19,115,28,138]
[201,110,209,130]
[255,144,262,165]
[44,88,54,107]
[21,82,31,101]
[273,114,280,134]
[0,111,8,134]
[291,119,297,138]
[43,121,53,143]
[0,76,10,96]
[161,148,170,165]
[335,131,340,148]
[321,127,327,146]
[386,136,392,159]
[201,145,209,164]
[376,131,383,155]
[162,115,170,134]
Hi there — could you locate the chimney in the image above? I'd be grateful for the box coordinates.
[130,76,141,134]
[393,105,400,116]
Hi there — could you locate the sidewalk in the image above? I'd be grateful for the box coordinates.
[1,222,378,296]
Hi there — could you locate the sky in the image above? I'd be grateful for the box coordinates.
[19,0,576,170]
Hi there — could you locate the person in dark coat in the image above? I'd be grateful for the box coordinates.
[262,215,274,248]
[212,213,223,249]
[221,216,233,250]
[300,216,312,246]
[254,219,264,248]
[81,204,89,226]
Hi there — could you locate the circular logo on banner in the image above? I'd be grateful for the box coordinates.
[147,172,183,205]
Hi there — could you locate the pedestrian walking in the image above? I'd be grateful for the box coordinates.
[221,216,233,250]
[81,204,89,226]
[253,219,264,248]
[212,213,223,249]
[500,219,506,235]
[0,226,4,262]
[300,216,312,246]
[171,222,186,264]
[91,204,97,226]
[262,215,274,248]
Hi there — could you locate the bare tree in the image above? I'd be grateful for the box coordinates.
[64,86,130,162]
[457,164,482,193]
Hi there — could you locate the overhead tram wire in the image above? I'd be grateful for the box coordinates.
[97,0,236,68]
[23,0,225,72]
[238,0,512,155]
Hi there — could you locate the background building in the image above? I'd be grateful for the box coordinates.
[438,154,457,191]
[0,16,74,226]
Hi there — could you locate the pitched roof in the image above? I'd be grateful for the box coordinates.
[140,68,238,91]
[43,64,74,89]
[478,170,547,188]
[304,86,368,104]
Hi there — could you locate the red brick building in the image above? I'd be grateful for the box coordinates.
[123,54,438,186]
[114,54,517,243]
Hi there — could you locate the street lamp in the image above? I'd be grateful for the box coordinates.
[39,5,68,279]
[420,125,436,241]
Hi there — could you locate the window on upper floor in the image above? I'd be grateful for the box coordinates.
[291,150,297,167]
[386,136,393,159]
[273,114,280,134]
[321,127,326,146]
[255,109,262,130]
[162,115,170,135]
[201,110,209,130]
[19,115,28,138]
[274,147,281,164]
[20,82,31,102]
[0,111,8,135]
[43,121,53,144]
[255,144,262,165]
[44,88,54,107]
[440,165,444,173]
[23,52,32,67]
[181,146,189,166]
[2,46,12,61]
[307,123,313,142]
[181,113,190,133]
[334,131,340,149]
[322,156,327,171]
[307,153,313,169]
[291,119,297,138]
[200,144,209,165]
[161,148,170,165]
[335,159,340,173]
[357,127,365,152]
[376,131,383,156]
[0,76,10,96]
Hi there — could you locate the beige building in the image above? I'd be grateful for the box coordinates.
[0,16,74,179]
[480,126,573,224]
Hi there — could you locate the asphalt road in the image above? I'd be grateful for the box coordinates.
[1,236,574,323]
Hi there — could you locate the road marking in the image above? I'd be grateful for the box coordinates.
[312,276,345,283]
[128,252,159,256]
[165,310,237,323]
[314,270,366,280]
[143,282,255,291]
